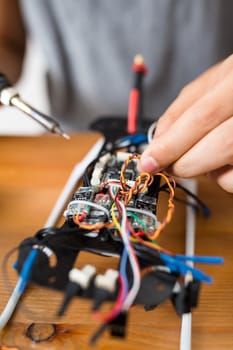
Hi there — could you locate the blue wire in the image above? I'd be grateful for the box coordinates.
[175,254,224,264]
[118,133,147,146]
[119,225,134,296]
[18,249,39,293]
[0,248,39,330]
[159,252,221,284]
[119,247,129,295]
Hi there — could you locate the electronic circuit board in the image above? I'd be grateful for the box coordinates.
[13,138,222,343]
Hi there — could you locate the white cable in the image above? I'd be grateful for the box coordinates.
[0,278,22,330]
[147,121,158,144]
[0,249,38,330]
[179,178,197,350]
[117,200,141,310]
[44,137,105,227]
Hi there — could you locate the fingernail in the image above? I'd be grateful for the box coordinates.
[140,156,159,173]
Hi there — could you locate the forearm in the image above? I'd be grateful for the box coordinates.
[0,40,25,83]
[0,0,26,83]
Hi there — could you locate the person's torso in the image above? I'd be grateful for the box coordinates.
[20,0,233,130]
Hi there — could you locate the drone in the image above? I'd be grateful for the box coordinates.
[0,56,223,347]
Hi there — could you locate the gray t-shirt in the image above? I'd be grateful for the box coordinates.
[20,0,233,130]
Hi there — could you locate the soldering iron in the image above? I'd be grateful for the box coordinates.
[0,73,69,139]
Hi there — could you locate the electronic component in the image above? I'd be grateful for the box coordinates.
[136,193,157,212]
[58,265,96,316]
[10,140,223,345]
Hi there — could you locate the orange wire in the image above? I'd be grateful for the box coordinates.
[73,214,113,231]
[72,154,175,243]
[120,154,175,240]
[148,172,175,241]
[120,154,153,204]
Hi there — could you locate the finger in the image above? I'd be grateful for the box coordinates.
[169,116,233,177]
[208,165,233,193]
[155,54,233,138]
[155,61,221,137]
[139,71,233,173]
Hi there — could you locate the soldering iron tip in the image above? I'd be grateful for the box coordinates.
[53,125,70,140]
[62,132,70,140]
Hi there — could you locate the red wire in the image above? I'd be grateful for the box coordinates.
[132,62,147,74]
[127,57,147,134]
[92,275,125,323]
[127,89,139,134]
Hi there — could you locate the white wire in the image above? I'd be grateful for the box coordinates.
[0,278,23,330]
[179,178,197,350]
[0,249,38,330]
[108,184,120,200]
[147,121,158,144]
[65,199,110,218]
[116,200,141,310]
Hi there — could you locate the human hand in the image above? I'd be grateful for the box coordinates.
[139,55,233,193]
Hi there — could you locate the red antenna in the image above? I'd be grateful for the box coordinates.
[127,55,147,134]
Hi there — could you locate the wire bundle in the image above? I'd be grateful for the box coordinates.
[67,152,223,343]
[71,154,180,340]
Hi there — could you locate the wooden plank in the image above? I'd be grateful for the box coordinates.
[0,133,232,349]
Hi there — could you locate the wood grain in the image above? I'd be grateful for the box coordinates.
[0,133,232,350]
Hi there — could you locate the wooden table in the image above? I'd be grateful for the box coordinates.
[0,133,232,350]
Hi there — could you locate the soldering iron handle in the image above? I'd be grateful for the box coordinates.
[0,72,69,139]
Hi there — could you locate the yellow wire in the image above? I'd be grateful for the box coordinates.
[111,203,123,235]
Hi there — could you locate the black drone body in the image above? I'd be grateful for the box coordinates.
[14,143,207,341]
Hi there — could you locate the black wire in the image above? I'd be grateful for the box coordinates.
[160,189,201,213]
[82,171,91,187]
[175,182,211,217]
[89,322,109,345]
[159,181,211,217]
